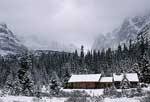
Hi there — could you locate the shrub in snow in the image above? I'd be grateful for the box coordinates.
[103,88,109,96]
[53,90,70,97]
[141,98,150,102]
[49,71,61,96]
[126,89,136,97]
[65,97,89,102]
[136,86,143,96]
[58,90,89,97]
[140,94,150,102]
[89,96,104,102]
[1,87,10,96]
[32,97,46,102]
[103,86,145,98]
[103,86,121,98]
[49,79,61,96]
[140,83,148,88]
[34,90,42,99]
[65,96,104,102]
[69,90,89,97]
[122,88,144,98]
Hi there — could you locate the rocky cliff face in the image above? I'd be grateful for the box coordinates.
[92,12,150,50]
[0,23,27,55]
[137,21,150,42]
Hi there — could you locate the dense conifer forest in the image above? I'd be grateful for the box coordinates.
[0,30,150,93]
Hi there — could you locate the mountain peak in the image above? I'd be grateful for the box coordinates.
[92,12,150,51]
[0,23,27,55]
[0,23,7,28]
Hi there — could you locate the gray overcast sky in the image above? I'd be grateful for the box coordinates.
[0,0,150,50]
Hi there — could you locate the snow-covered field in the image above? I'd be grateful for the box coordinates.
[1,86,150,102]
[0,96,142,102]
[63,89,104,96]
[104,97,140,102]
[0,96,67,102]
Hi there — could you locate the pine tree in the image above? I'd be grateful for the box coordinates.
[15,52,34,96]
[34,81,41,99]
[123,44,128,58]
[80,45,84,66]
[84,50,92,66]
[138,36,150,83]
[2,73,14,96]
[49,71,61,96]
[105,48,112,75]
[62,63,71,88]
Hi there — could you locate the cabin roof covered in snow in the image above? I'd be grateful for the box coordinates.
[100,77,113,82]
[113,73,139,82]
[126,73,139,82]
[113,73,123,81]
[68,74,101,82]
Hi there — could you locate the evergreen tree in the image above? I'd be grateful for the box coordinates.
[138,36,150,83]
[123,44,128,58]
[15,52,34,96]
[49,71,61,96]
[62,63,71,88]
[80,45,84,65]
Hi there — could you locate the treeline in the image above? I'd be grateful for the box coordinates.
[0,33,150,93]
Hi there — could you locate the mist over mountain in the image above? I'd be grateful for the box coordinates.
[0,23,78,55]
[92,12,150,50]
[22,38,78,52]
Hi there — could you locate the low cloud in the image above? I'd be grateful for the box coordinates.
[0,0,150,49]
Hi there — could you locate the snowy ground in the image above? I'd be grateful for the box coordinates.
[1,86,150,102]
[0,96,67,102]
[0,96,142,102]
[104,97,140,102]
[62,89,104,96]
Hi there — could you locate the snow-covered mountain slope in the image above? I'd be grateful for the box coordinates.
[0,23,77,55]
[92,12,150,50]
[137,21,150,42]
[0,23,27,55]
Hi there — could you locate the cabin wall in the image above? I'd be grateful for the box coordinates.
[72,82,96,89]
[130,82,138,88]
[67,82,98,89]
[68,82,113,89]
[68,81,139,89]
[95,82,113,88]
[114,81,138,89]
[114,81,121,89]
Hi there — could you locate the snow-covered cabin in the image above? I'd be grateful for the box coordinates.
[99,77,113,88]
[68,74,101,89]
[67,73,139,89]
[113,73,139,89]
